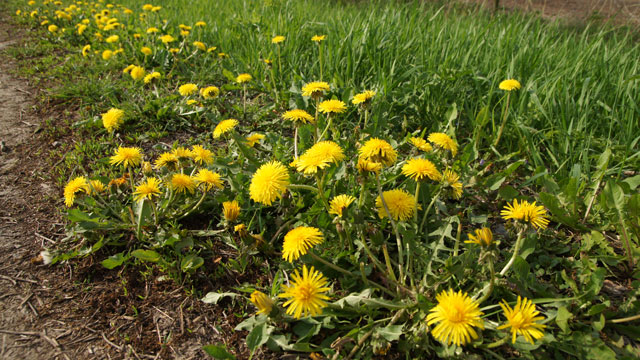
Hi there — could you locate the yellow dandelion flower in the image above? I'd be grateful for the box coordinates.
[222,200,240,222]
[146,27,159,34]
[498,296,546,344]
[352,90,376,105]
[499,79,521,91]
[213,119,238,138]
[358,138,397,166]
[442,169,463,199]
[88,180,106,195]
[171,147,191,159]
[465,227,493,247]
[426,289,484,346]
[409,137,433,152]
[218,52,228,58]
[200,86,220,99]
[141,46,152,55]
[142,4,153,11]
[77,24,87,35]
[143,71,161,84]
[500,199,549,230]
[133,177,162,201]
[271,35,285,44]
[282,227,324,262]
[195,21,207,27]
[311,35,326,42]
[64,176,89,207]
[249,161,290,206]
[318,99,347,114]
[295,141,345,175]
[171,173,195,194]
[159,34,175,44]
[141,161,153,175]
[109,147,142,168]
[246,133,265,147]
[402,158,441,182]
[189,145,213,165]
[194,169,223,191]
[82,44,91,57]
[301,81,330,97]
[356,157,382,174]
[102,49,113,60]
[48,24,59,33]
[130,66,145,81]
[428,132,458,156]
[169,48,180,54]
[122,64,135,74]
[236,73,252,83]
[375,189,416,222]
[105,34,118,43]
[329,195,356,217]
[278,265,330,319]
[207,46,217,53]
[250,291,274,315]
[154,152,178,169]
[101,108,124,132]
[178,83,198,96]
[192,41,206,51]
[282,109,314,125]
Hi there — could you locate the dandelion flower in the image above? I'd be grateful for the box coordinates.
[200,86,219,99]
[195,21,207,27]
[428,133,458,156]
[500,199,549,230]
[302,81,330,98]
[102,50,113,60]
[178,83,198,96]
[48,24,59,33]
[442,169,463,199]
[426,289,484,346]
[192,41,206,51]
[144,71,161,84]
[402,158,441,182]
[311,35,326,42]
[142,4,153,11]
[88,180,106,195]
[82,44,91,57]
[146,27,159,33]
[102,108,124,132]
[329,195,356,217]
[358,138,397,166]
[159,34,175,44]
[64,176,89,207]
[498,296,546,344]
[410,137,433,152]
[465,227,493,247]
[356,157,382,174]
[105,34,119,43]
[249,161,290,205]
[171,173,196,194]
[194,169,223,191]
[278,265,330,319]
[236,73,252,83]
[499,79,521,91]
[271,35,285,44]
[375,189,416,222]
[222,200,240,222]
[213,119,238,138]
[352,90,376,105]
[133,177,162,201]
[282,109,314,125]
[246,133,265,147]
[110,147,142,168]
[282,227,324,262]
[295,141,345,175]
[130,66,145,81]
[169,48,180,54]
[250,291,274,315]
[141,46,152,55]
[154,152,178,169]
[123,65,135,74]
[189,145,213,165]
[318,99,347,114]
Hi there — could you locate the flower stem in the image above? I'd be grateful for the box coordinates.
[476,254,495,304]
[287,184,319,193]
[179,191,207,220]
[318,44,323,81]
[413,182,420,223]
[493,92,511,148]
[485,336,509,349]
[318,114,332,141]
[499,228,525,276]
[419,187,442,233]
[309,251,352,276]
[375,174,404,284]
[293,126,299,159]
[453,221,462,257]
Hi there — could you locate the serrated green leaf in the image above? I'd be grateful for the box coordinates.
[376,324,404,342]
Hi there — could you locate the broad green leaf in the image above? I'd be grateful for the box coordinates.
[202,291,238,304]
[602,181,625,213]
[101,252,128,269]
[181,254,204,272]
[556,306,573,333]
[375,324,404,342]
[246,322,270,352]
[203,344,236,359]
[131,249,161,263]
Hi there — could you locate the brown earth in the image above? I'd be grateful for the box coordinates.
[0,1,637,359]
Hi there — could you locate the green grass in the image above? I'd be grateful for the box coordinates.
[113,0,640,179]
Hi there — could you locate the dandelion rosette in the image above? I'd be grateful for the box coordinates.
[402,158,441,182]
[358,138,397,166]
[375,189,416,221]
[194,169,224,191]
[171,173,196,194]
[499,79,521,91]
[500,199,549,230]
[295,141,345,175]
[282,109,314,125]
[213,119,238,138]
[110,147,143,168]
[250,291,274,315]
[318,99,347,114]
[133,178,162,201]
[328,194,356,217]
[64,176,89,207]
[249,161,290,205]
[428,132,458,156]
[282,226,324,262]
[465,227,493,247]
[278,265,330,319]
[426,289,485,346]
[498,296,546,344]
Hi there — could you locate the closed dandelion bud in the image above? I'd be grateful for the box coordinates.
[249,290,274,315]
[141,161,153,175]
[335,222,343,234]
[222,201,240,222]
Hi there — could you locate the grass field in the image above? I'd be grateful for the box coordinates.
[8,0,640,358]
